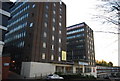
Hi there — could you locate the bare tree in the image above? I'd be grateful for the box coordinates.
[94,0,120,26]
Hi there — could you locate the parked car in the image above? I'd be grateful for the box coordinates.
[46,74,64,79]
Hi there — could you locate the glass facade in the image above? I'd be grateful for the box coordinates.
[67,28,84,35]
[67,23,95,66]
[67,34,84,39]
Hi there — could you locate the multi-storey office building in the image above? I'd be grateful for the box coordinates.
[67,22,95,66]
[3,0,66,74]
[0,1,12,56]
[0,1,12,80]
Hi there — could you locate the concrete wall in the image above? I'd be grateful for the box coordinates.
[0,42,4,56]
[21,62,97,78]
[90,67,97,78]
[21,62,55,78]
[0,43,3,80]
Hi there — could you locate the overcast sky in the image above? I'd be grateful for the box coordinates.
[10,0,118,66]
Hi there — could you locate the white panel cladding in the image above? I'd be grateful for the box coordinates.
[90,67,97,78]
[0,41,4,45]
[0,25,7,30]
[0,44,3,56]
[21,62,55,78]
[0,9,10,17]
[21,62,31,78]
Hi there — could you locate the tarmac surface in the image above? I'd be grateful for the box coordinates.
[2,71,120,81]
[7,71,24,79]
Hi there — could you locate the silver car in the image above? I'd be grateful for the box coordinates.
[46,74,64,79]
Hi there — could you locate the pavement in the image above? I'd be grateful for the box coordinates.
[7,71,24,79]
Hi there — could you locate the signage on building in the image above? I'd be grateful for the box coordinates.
[62,51,66,61]
[78,62,88,65]
[3,63,9,66]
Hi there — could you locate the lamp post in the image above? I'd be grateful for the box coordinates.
[113,5,120,66]
[118,10,120,66]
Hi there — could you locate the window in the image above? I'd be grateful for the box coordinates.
[52,35,54,41]
[53,3,56,7]
[53,10,56,14]
[60,8,62,12]
[59,15,62,19]
[46,5,49,9]
[43,42,46,48]
[42,53,45,59]
[32,4,36,8]
[59,30,61,34]
[59,38,61,43]
[51,45,54,50]
[53,18,55,22]
[23,31,26,37]
[44,22,47,27]
[45,14,48,18]
[52,26,55,31]
[43,32,47,37]
[30,23,33,27]
[59,22,62,26]
[60,1,62,5]
[58,56,61,61]
[22,41,25,47]
[59,47,61,52]
[51,55,54,60]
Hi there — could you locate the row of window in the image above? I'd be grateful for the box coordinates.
[97,70,112,73]
[11,4,35,20]
[17,41,25,48]
[42,42,61,52]
[88,44,94,51]
[69,56,83,60]
[9,41,25,48]
[97,66,114,69]
[67,39,85,45]
[67,28,84,35]
[88,55,94,61]
[76,45,84,48]
[5,31,26,43]
[12,5,30,18]
[8,13,29,28]
[88,62,95,66]
[44,19,62,28]
[75,39,85,42]
[87,40,93,44]
[6,22,27,36]
[87,36,93,44]
[67,34,85,39]
[11,0,29,14]
[42,53,61,61]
